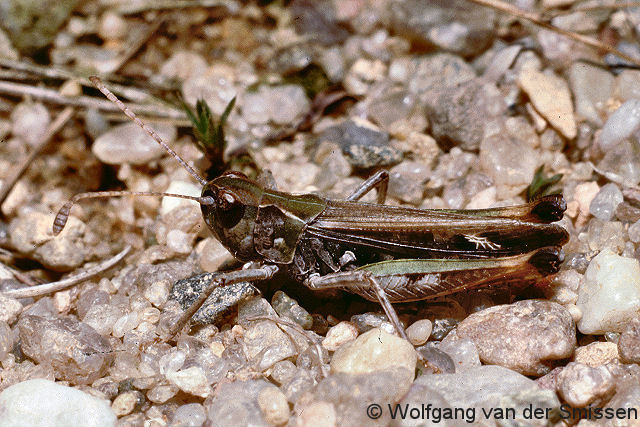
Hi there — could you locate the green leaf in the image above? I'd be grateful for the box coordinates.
[527,165,563,202]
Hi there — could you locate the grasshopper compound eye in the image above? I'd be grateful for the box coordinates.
[213,189,245,229]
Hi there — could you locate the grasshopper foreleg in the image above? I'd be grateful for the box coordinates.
[305,270,409,341]
[162,264,279,340]
[346,170,389,204]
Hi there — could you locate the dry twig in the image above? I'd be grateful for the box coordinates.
[1,246,131,299]
[467,0,640,68]
[0,107,75,207]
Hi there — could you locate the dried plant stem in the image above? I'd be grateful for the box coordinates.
[2,246,131,299]
[0,107,75,207]
[467,0,640,68]
[0,80,185,120]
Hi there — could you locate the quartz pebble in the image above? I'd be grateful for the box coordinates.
[9,211,87,271]
[171,403,207,427]
[0,379,116,426]
[455,300,576,376]
[589,183,623,221]
[205,380,272,426]
[438,337,481,371]
[390,0,495,56]
[479,122,538,191]
[404,365,559,424]
[425,79,506,151]
[557,362,616,407]
[18,315,113,384]
[298,370,410,425]
[598,99,640,153]
[387,161,431,205]
[111,391,141,417]
[166,366,211,398]
[10,102,50,147]
[319,119,402,169]
[405,319,432,346]
[198,237,234,272]
[271,291,313,329]
[92,122,176,165]
[0,294,22,324]
[0,320,13,358]
[242,85,309,125]
[322,321,358,351]
[257,386,289,425]
[243,320,297,371]
[330,328,417,397]
[573,342,619,367]
[618,316,640,363]
[160,181,201,216]
[518,69,577,139]
[568,62,614,126]
[577,249,640,334]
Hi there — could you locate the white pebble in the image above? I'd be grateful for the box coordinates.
[598,99,640,152]
[166,366,211,398]
[257,386,289,425]
[0,379,116,426]
[406,319,433,346]
[10,102,50,147]
[322,321,358,351]
[160,181,201,216]
[589,183,623,221]
[92,122,176,165]
[166,229,193,255]
[577,249,640,334]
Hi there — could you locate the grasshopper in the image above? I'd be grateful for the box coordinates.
[53,77,569,341]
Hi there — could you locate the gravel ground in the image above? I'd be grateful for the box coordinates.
[2,0,640,426]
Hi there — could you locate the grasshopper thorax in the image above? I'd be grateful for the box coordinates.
[200,172,265,262]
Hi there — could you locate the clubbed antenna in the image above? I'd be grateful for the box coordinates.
[52,191,215,235]
[89,76,208,186]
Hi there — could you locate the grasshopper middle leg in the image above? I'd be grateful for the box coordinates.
[304,270,409,340]
[163,264,279,340]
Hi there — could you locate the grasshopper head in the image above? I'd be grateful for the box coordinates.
[201,171,264,261]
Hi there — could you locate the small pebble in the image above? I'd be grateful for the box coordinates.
[568,62,614,126]
[111,391,141,417]
[405,319,432,346]
[573,342,619,367]
[199,237,234,272]
[577,249,640,334]
[242,85,310,125]
[456,300,576,376]
[598,99,640,152]
[322,321,358,351]
[330,328,417,397]
[271,291,313,329]
[98,11,128,41]
[257,386,289,425]
[589,183,623,221]
[147,384,178,404]
[92,122,176,165]
[166,366,211,398]
[242,320,297,371]
[0,379,116,426]
[18,315,112,384]
[171,403,207,427]
[0,294,22,324]
[10,102,50,147]
[518,68,576,139]
[618,316,640,364]
[166,229,194,255]
[296,401,337,427]
[557,362,615,407]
